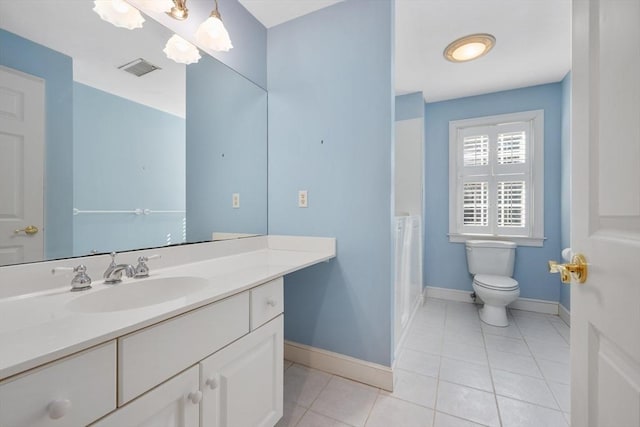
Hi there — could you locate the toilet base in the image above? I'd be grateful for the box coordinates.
[472,280,519,327]
[478,304,510,327]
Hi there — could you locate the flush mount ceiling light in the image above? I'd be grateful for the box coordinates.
[168,0,189,20]
[195,0,233,52]
[444,33,496,63]
[93,0,145,30]
[164,34,201,64]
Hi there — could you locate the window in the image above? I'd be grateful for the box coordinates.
[449,110,544,246]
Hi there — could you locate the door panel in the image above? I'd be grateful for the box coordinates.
[571,0,640,425]
[0,66,44,265]
[200,315,283,427]
[91,366,200,427]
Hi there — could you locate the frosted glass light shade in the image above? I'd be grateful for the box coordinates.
[93,0,145,30]
[164,35,201,64]
[195,15,233,52]
[138,0,174,13]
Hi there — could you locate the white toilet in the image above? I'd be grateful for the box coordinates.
[465,240,519,327]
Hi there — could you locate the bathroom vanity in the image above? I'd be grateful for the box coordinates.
[0,236,335,426]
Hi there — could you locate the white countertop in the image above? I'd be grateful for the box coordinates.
[0,236,335,381]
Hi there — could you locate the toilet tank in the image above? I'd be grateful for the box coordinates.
[465,240,517,276]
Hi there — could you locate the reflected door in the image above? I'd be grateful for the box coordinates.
[0,66,44,264]
[571,0,640,425]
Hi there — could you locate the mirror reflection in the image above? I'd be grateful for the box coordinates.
[0,0,267,268]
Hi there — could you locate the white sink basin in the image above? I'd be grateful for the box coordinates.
[66,276,209,313]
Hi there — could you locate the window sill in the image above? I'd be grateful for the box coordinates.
[448,233,546,247]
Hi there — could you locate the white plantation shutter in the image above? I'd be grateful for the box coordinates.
[463,135,489,166]
[497,181,526,228]
[497,131,526,164]
[463,182,488,226]
[450,110,544,244]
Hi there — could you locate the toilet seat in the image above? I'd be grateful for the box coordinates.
[474,274,519,291]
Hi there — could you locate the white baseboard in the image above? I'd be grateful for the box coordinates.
[425,286,475,303]
[284,340,393,391]
[425,286,559,315]
[559,304,570,326]
[510,297,558,315]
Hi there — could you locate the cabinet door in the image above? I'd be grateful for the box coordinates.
[200,315,283,427]
[92,366,201,427]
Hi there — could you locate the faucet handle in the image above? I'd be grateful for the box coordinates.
[109,252,117,266]
[134,254,161,278]
[52,265,92,292]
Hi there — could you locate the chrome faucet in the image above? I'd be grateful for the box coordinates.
[103,252,135,284]
[134,254,161,278]
[52,264,92,292]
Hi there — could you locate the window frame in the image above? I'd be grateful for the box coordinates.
[448,110,545,247]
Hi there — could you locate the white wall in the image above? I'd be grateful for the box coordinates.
[395,118,423,216]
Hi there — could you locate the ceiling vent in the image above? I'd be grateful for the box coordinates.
[118,58,161,77]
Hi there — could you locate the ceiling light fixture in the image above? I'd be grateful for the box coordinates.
[168,0,189,20]
[138,0,174,13]
[164,34,201,64]
[195,0,233,52]
[93,0,145,30]
[444,33,496,63]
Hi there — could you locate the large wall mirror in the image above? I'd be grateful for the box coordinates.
[0,0,267,267]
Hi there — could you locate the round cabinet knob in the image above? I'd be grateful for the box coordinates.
[48,399,72,419]
[266,298,277,307]
[187,390,203,404]
[205,377,218,390]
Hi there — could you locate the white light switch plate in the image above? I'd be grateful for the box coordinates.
[298,190,308,208]
[232,193,240,208]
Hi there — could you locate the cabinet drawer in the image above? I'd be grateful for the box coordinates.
[118,292,249,405]
[0,341,116,427]
[251,278,284,330]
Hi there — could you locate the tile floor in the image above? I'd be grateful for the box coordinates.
[277,298,571,427]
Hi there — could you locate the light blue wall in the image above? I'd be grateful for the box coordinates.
[207,0,267,89]
[560,73,571,310]
[424,83,563,302]
[268,0,395,366]
[186,55,268,242]
[0,29,73,260]
[73,83,185,255]
[396,92,424,121]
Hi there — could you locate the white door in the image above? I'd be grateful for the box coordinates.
[91,365,201,427]
[200,315,283,427]
[0,66,45,265]
[571,0,640,425]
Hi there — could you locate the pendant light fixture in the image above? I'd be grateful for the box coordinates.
[138,0,174,13]
[195,0,233,52]
[164,34,202,64]
[93,0,145,30]
[167,0,189,20]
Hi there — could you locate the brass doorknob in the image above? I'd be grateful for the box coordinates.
[14,225,39,235]
[549,254,588,284]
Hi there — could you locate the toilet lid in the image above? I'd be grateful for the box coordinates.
[474,274,519,291]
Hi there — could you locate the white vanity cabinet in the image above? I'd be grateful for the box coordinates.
[91,278,283,427]
[117,292,250,405]
[0,341,116,427]
[200,315,284,427]
[91,366,201,427]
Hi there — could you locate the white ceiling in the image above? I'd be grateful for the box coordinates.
[238,0,343,28]
[1,1,571,111]
[240,0,572,102]
[0,1,185,117]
